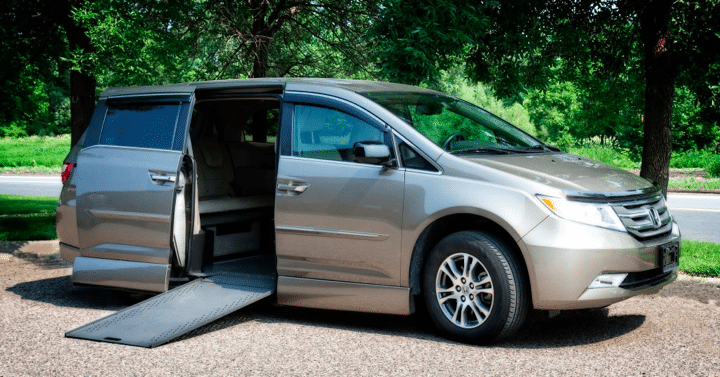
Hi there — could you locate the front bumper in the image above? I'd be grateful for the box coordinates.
[520,217,681,310]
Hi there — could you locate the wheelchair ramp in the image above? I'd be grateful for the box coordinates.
[65,273,275,348]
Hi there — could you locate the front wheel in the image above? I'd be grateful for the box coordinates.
[422,231,528,344]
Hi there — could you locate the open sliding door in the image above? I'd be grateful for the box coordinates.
[73,89,195,292]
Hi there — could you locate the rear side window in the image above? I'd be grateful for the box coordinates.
[100,104,182,150]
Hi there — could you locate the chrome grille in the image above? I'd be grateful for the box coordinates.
[612,193,673,240]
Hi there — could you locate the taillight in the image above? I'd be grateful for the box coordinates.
[61,163,75,185]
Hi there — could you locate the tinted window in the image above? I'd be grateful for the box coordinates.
[398,141,437,171]
[101,104,181,149]
[292,105,384,162]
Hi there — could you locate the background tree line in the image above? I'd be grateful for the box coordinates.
[2,0,718,193]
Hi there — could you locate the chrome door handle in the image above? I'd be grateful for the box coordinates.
[277,183,308,193]
[150,174,177,184]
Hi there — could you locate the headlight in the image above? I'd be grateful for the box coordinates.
[536,195,626,232]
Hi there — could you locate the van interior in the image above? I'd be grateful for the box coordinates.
[176,94,281,281]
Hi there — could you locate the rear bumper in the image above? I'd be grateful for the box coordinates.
[521,217,681,310]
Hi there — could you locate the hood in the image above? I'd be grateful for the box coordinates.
[462,152,654,194]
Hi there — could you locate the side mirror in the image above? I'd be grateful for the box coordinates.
[353,141,393,165]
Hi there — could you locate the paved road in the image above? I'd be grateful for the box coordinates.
[0,174,62,197]
[0,174,718,242]
[0,254,719,376]
[667,193,720,243]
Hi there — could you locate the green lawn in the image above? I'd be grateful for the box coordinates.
[0,135,70,172]
[668,178,720,191]
[680,240,720,277]
[0,194,57,241]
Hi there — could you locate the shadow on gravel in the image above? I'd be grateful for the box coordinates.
[9,275,648,349]
[6,275,148,311]
[659,277,720,307]
[176,304,645,349]
[506,309,645,348]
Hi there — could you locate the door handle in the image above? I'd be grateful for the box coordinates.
[277,183,308,194]
[150,174,177,184]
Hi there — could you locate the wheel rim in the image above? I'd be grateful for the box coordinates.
[435,252,494,329]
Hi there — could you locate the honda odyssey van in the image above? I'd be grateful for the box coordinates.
[57,78,680,344]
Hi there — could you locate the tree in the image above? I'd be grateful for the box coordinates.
[0,0,70,137]
[367,0,492,87]
[372,0,719,195]
[192,0,380,80]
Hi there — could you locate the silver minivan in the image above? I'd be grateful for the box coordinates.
[57,78,680,344]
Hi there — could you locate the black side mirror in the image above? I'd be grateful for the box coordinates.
[353,141,393,165]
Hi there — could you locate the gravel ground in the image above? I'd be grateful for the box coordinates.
[1,252,719,377]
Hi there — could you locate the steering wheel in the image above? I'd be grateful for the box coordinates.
[441,133,465,150]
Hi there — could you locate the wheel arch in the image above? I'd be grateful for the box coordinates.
[408,213,532,301]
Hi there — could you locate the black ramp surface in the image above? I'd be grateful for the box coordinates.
[65,273,275,348]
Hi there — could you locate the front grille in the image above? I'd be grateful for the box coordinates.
[612,193,673,240]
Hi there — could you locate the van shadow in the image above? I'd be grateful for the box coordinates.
[9,276,645,348]
[6,275,149,312]
[177,304,645,349]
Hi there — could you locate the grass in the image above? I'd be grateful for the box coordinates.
[679,240,720,277]
[0,194,57,241]
[0,134,70,172]
[568,145,640,170]
[668,178,720,191]
[670,150,720,170]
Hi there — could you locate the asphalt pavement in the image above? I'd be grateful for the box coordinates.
[667,193,720,243]
[0,174,62,197]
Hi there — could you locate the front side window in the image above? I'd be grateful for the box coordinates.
[398,140,437,171]
[101,104,182,150]
[292,104,385,162]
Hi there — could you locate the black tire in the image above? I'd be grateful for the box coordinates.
[422,230,528,344]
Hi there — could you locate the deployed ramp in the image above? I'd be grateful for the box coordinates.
[66,272,275,348]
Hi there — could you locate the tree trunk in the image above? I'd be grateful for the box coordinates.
[639,0,675,197]
[250,0,270,79]
[56,0,97,146]
[69,70,97,145]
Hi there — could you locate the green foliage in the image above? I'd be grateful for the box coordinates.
[370,0,493,86]
[73,0,203,87]
[568,137,640,170]
[674,0,720,134]
[680,240,720,277]
[440,73,535,136]
[670,150,720,171]
[0,1,70,138]
[707,160,720,178]
[0,194,58,241]
[525,80,581,143]
[671,86,720,151]
[0,135,70,170]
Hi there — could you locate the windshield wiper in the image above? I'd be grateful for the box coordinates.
[517,145,562,153]
[449,147,514,155]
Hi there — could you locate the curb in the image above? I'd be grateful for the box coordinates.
[667,189,720,195]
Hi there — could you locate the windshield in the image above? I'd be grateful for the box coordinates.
[363,92,548,154]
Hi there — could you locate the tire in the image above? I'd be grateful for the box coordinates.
[422,230,528,344]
